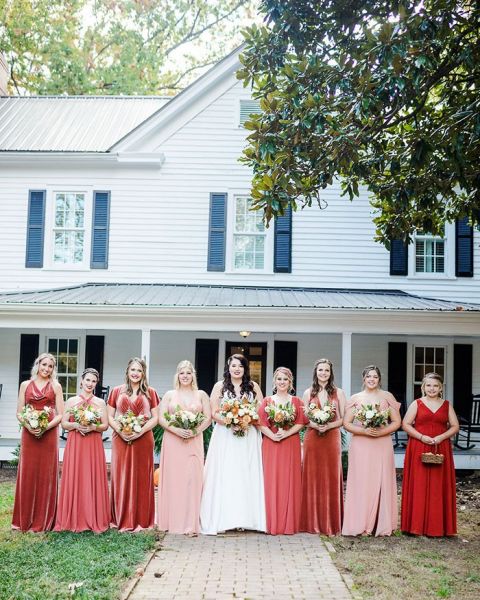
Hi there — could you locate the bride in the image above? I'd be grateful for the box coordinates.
[200,354,266,534]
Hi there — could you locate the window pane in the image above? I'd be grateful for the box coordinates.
[69,339,78,353]
[415,347,424,362]
[414,365,424,381]
[68,356,77,372]
[425,347,434,363]
[48,339,57,353]
[436,347,444,362]
[67,377,77,395]
[59,339,68,353]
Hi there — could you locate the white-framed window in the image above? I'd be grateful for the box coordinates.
[413,345,445,400]
[53,192,86,265]
[409,222,455,278]
[231,195,269,271]
[239,99,262,127]
[48,337,79,401]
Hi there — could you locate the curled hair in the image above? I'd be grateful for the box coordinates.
[311,358,336,398]
[421,372,443,398]
[124,357,150,397]
[362,365,382,388]
[81,368,100,381]
[174,360,198,390]
[30,353,58,381]
[222,354,255,398]
[272,366,294,394]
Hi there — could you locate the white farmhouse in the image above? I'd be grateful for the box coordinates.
[0,48,479,465]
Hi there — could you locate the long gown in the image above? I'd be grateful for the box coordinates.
[200,392,266,534]
[12,380,59,532]
[401,399,457,536]
[300,390,344,535]
[259,395,304,535]
[54,396,110,533]
[108,386,159,531]
[342,395,400,536]
[157,392,204,534]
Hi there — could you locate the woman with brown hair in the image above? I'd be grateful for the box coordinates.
[107,357,159,531]
[300,358,346,535]
[200,354,265,534]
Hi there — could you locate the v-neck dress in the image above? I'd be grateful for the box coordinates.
[401,399,457,536]
[157,391,205,534]
[12,380,59,532]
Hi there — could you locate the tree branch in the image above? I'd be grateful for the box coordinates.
[157,59,218,91]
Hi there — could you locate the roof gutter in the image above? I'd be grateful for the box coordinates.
[0,151,164,168]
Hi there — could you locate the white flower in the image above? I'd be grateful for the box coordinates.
[29,419,39,429]
[365,410,376,420]
[84,410,95,422]
[133,424,142,433]
[238,409,245,416]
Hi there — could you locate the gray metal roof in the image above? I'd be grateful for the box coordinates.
[0,96,168,152]
[0,283,478,312]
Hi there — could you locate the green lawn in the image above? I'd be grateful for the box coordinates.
[0,481,156,600]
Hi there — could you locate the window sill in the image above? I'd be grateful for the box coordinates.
[407,275,457,281]
[40,266,93,272]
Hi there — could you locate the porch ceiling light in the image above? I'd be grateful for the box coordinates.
[239,330,251,338]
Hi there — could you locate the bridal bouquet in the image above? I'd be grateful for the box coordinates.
[164,405,205,435]
[18,404,52,432]
[355,403,390,428]
[116,409,148,438]
[70,404,102,427]
[264,401,296,431]
[220,394,259,437]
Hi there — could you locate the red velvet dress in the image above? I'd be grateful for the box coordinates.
[55,396,110,532]
[259,396,305,535]
[300,390,344,535]
[108,386,159,531]
[12,380,59,532]
[401,399,457,536]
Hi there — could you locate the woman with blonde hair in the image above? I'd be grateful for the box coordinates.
[258,367,305,535]
[401,372,459,536]
[157,360,211,535]
[12,353,64,531]
[107,358,159,531]
[300,358,346,535]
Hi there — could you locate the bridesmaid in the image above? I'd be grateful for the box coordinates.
[401,372,459,536]
[342,365,401,536]
[12,353,64,532]
[55,368,110,533]
[157,360,211,535]
[107,357,159,531]
[258,367,305,535]
[300,358,346,535]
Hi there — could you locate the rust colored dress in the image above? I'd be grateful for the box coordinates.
[108,386,159,531]
[300,390,344,535]
[55,396,110,533]
[12,380,59,532]
[401,399,457,536]
[259,396,305,535]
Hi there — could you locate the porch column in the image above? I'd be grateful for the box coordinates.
[342,332,352,398]
[141,329,151,368]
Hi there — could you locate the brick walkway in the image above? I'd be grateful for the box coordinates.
[127,531,353,600]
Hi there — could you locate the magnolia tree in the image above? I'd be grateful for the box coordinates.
[238,0,480,244]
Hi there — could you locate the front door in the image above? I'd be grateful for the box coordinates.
[225,342,267,395]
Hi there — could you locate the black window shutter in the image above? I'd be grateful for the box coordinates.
[389,240,408,276]
[455,217,473,277]
[274,206,292,273]
[18,334,40,387]
[388,342,407,414]
[85,335,105,393]
[453,344,473,419]
[195,339,219,394]
[207,193,227,271]
[274,341,298,388]
[25,190,46,268]
[91,191,110,269]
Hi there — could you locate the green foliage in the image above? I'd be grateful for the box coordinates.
[0,482,156,600]
[239,1,480,243]
[0,0,256,95]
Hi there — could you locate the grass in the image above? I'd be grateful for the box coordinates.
[0,481,157,600]
[329,478,480,600]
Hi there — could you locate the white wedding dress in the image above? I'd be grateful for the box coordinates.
[200,397,266,535]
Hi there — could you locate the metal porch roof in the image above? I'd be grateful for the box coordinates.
[0,283,478,312]
[0,96,168,152]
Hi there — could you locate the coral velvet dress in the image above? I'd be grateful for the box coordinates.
[300,390,344,535]
[259,396,305,535]
[12,380,59,532]
[342,395,400,536]
[401,400,457,536]
[55,396,110,532]
[108,386,159,531]
[157,392,204,534]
